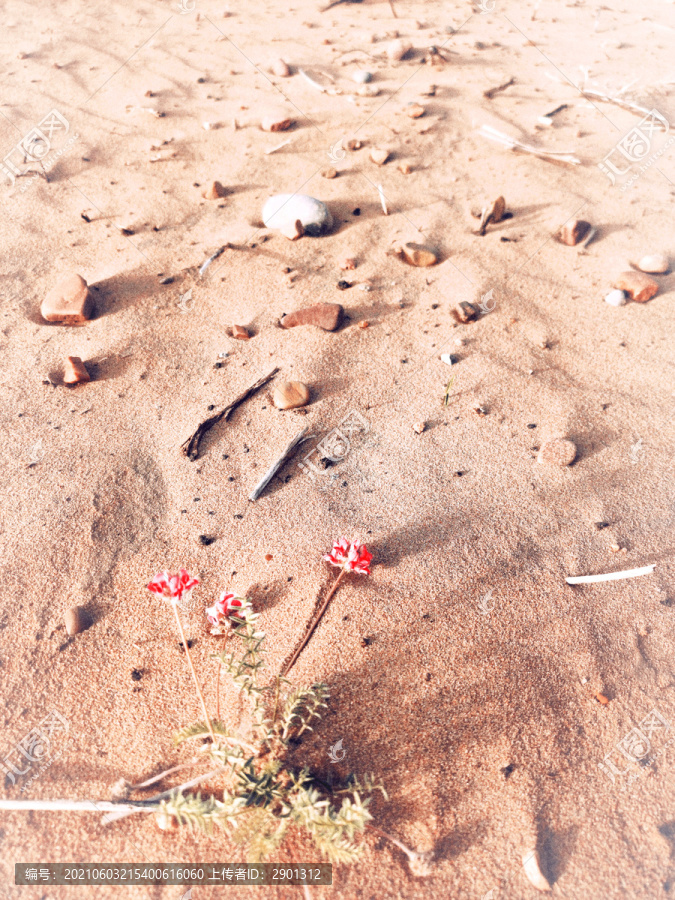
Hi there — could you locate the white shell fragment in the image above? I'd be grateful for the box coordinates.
[522,850,552,892]
[440,353,456,366]
[637,253,669,274]
[605,289,627,307]
[262,194,333,237]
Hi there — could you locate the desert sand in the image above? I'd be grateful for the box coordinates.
[1,0,675,897]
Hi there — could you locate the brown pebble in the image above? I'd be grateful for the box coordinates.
[341,257,357,270]
[273,381,310,410]
[413,421,426,434]
[280,303,343,331]
[65,605,89,636]
[401,242,437,267]
[281,219,304,241]
[201,180,228,200]
[231,324,250,340]
[261,115,293,132]
[347,139,362,150]
[265,553,273,561]
[370,148,390,166]
[41,273,94,325]
[614,271,659,303]
[595,692,610,705]
[537,438,577,467]
[321,167,338,179]
[270,59,290,77]
[451,301,479,323]
[63,356,91,385]
[399,162,413,174]
[490,195,506,223]
[358,320,369,329]
[406,104,425,118]
[560,218,591,246]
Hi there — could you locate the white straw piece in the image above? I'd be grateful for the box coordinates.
[377,184,388,215]
[265,137,296,155]
[478,124,581,165]
[566,564,655,585]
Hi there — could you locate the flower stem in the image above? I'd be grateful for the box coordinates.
[281,569,346,676]
[172,601,216,744]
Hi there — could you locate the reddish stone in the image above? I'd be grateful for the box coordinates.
[280,303,344,331]
[63,356,91,384]
[41,274,93,324]
[614,271,659,303]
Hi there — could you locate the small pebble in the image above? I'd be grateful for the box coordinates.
[352,70,373,83]
[270,59,291,77]
[605,289,627,307]
[406,103,425,118]
[358,320,369,329]
[387,38,412,60]
[280,303,343,331]
[400,242,437,267]
[560,218,591,246]
[201,180,228,199]
[413,421,426,434]
[41,273,94,324]
[264,553,273,561]
[347,139,362,150]
[231,324,250,340]
[399,162,412,174]
[440,353,456,366]
[273,381,310,410]
[65,605,89,636]
[336,280,352,290]
[637,253,669,274]
[261,115,293,132]
[614,271,659,303]
[370,148,390,166]
[63,356,90,385]
[321,167,338,179]
[452,301,479,323]
[595,692,610,705]
[263,193,333,237]
[537,438,577,467]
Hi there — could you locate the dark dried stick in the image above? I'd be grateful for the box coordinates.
[483,77,516,100]
[249,426,311,501]
[181,368,279,461]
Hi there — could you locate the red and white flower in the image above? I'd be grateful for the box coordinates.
[206,591,246,633]
[323,537,372,576]
[147,568,199,602]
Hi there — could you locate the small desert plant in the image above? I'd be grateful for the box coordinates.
[160,602,387,864]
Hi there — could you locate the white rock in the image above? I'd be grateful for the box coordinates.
[387,39,412,61]
[352,70,373,83]
[358,84,380,97]
[637,253,669,274]
[605,289,627,307]
[262,194,333,237]
[440,353,456,366]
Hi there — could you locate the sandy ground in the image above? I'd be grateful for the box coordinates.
[1,0,675,897]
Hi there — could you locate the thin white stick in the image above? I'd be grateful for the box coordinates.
[377,184,388,216]
[0,799,155,813]
[566,564,655,585]
[478,124,581,165]
[265,137,295,155]
[580,89,668,127]
[249,426,311,501]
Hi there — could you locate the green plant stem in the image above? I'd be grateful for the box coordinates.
[281,569,347,676]
[172,601,216,744]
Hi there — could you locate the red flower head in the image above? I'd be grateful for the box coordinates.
[323,537,372,575]
[206,591,246,632]
[147,568,199,602]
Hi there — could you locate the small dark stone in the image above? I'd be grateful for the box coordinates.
[431,303,439,309]
[337,280,352,290]
[178,640,194,652]
[228,476,235,482]
[361,636,372,647]
[131,669,143,681]
[594,521,610,530]
[352,208,361,216]
[214,362,223,369]
[234,513,243,519]
[501,763,515,779]
[453,471,463,477]
[425,672,432,682]
[159,276,174,284]
[207,404,215,411]
[199,535,215,545]
[527,423,537,429]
